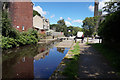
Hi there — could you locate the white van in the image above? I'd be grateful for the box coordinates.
[76,32,84,39]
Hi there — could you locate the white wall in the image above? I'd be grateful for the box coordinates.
[33,15,43,29]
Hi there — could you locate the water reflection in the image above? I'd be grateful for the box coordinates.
[2,42,69,79]
[57,48,65,53]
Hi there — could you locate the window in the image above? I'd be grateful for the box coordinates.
[17,26,19,28]
[22,26,24,30]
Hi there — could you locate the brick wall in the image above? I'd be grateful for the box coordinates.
[9,2,33,32]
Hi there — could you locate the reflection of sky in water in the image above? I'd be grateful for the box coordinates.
[34,47,69,78]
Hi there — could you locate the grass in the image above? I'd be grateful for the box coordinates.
[62,42,80,79]
[92,43,120,75]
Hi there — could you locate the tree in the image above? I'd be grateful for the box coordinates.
[50,24,61,32]
[33,10,41,17]
[103,1,120,14]
[98,10,120,45]
[82,16,99,36]
[57,19,66,26]
[50,19,83,37]
[2,10,19,38]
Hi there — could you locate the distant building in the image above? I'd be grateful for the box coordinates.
[94,0,99,32]
[4,2,33,32]
[33,15,50,34]
[94,0,99,16]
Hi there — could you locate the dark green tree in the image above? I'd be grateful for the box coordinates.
[33,10,41,17]
[2,10,19,38]
[103,1,120,14]
[57,19,66,26]
[98,10,120,45]
[82,16,99,36]
[50,19,83,37]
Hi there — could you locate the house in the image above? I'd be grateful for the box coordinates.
[33,15,50,34]
[6,2,33,32]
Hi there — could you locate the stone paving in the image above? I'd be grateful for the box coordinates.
[50,39,120,79]
[56,40,73,48]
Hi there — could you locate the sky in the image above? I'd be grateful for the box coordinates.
[32,0,110,27]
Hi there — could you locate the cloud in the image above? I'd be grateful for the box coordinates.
[65,21,72,26]
[68,17,72,20]
[60,17,63,20]
[50,14,55,18]
[88,0,111,14]
[89,5,94,12]
[72,19,83,23]
[33,6,47,16]
[99,0,111,9]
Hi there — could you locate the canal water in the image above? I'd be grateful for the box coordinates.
[2,41,69,79]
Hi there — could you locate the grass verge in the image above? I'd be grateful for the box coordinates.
[62,42,80,79]
[92,43,120,75]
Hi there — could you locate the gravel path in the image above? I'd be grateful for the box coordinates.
[78,43,119,79]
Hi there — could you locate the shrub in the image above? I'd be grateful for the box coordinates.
[98,10,120,45]
[2,10,39,49]
[38,33,47,40]
[2,36,19,49]
[2,29,38,49]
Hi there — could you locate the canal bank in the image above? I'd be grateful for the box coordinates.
[38,38,58,44]
[49,40,76,79]
[2,40,70,79]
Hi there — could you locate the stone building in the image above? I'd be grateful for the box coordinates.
[94,0,99,32]
[94,0,99,16]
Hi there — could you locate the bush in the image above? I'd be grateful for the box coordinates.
[2,29,38,49]
[0,34,2,47]
[2,10,39,49]
[38,33,47,40]
[2,10,20,39]
[2,36,19,49]
[98,10,120,45]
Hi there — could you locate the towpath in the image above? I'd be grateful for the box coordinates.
[78,43,119,79]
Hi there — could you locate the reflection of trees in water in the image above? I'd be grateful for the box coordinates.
[34,50,49,60]
[57,48,65,54]
[2,44,38,78]
[2,41,58,78]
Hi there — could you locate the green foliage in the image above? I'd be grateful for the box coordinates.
[50,23,83,37]
[98,10,120,45]
[2,36,18,49]
[2,10,20,38]
[33,10,41,17]
[82,16,100,36]
[62,56,79,80]
[1,10,39,49]
[0,34,2,47]
[38,33,47,40]
[71,42,80,55]
[2,29,38,49]
[103,1,120,14]
[62,42,80,79]
[57,19,66,26]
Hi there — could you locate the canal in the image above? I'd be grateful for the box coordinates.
[2,41,69,79]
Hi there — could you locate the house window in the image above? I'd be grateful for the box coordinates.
[22,26,24,30]
[17,26,19,28]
